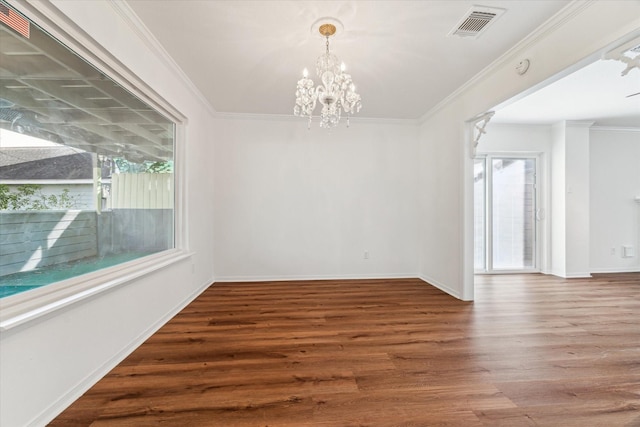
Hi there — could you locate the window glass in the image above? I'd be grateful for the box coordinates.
[491,158,535,270]
[0,3,175,298]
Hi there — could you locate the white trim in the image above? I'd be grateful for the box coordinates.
[212,275,462,300]
[106,1,216,119]
[214,111,420,126]
[550,271,593,279]
[565,120,595,128]
[474,154,542,276]
[591,126,640,133]
[0,1,189,329]
[419,274,463,300]
[462,121,474,300]
[5,0,186,124]
[0,250,193,331]
[174,124,189,252]
[213,273,419,282]
[476,150,545,157]
[419,1,594,124]
[26,277,211,427]
[0,179,93,185]
[474,270,540,275]
[589,267,640,274]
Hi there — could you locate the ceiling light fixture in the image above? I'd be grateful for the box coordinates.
[294,18,361,129]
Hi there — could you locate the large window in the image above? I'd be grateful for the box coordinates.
[0,2,176,300]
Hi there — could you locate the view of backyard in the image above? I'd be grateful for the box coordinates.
[0,10,176,299]
[0,132,175,298]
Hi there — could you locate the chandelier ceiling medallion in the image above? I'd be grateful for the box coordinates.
[294,17,362,129]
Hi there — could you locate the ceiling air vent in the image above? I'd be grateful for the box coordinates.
[449,6,506,39]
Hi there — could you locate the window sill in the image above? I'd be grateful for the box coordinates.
[0,249,192,332]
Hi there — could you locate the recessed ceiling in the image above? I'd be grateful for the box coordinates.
[493,59,640,127]
[126,0,569,120]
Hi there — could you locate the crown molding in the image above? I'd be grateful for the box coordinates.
[590,126,640,133]
[214,112,420,126]
[107,1,217,118]
[565,120,595,128]
[418,0,595,124]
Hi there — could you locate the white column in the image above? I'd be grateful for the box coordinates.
[550,120,592,278]
[564,121,592,277]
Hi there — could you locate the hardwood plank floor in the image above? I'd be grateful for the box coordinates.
[49,274,640,426]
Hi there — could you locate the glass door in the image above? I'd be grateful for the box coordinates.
[475,156,538,273]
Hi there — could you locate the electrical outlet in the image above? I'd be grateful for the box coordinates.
[364,251,369,260]
[610,247,616,255]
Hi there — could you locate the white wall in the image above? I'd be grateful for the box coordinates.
[213,117,419,280]
[550,121,592,278]
[590,128,640,272]
[480,124,552,154]
[0,2,216,426]
[480,124,640,276]
[418,107,466,297]
[418,1,640,299]
[3,1,640,425]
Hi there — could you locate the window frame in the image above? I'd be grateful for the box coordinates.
[0,0,191,330]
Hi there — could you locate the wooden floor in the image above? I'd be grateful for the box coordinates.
[50,274,640,426]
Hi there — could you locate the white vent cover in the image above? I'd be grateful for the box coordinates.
[449,6,506,39]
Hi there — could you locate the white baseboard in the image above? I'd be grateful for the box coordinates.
[213,273,462,300]
[213,273,419,282]
[589,267,640,274]
[564,273,593,278]
[549,271,592,278]
[30,278,212,427]
[418,274,462,300]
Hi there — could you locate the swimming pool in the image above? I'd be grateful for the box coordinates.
[0,252,154,298]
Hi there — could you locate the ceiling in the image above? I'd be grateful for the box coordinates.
[2,0,634,164]
[493,59,640,127]
[126,0,571,120]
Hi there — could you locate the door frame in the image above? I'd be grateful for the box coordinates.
[474,153,542,274]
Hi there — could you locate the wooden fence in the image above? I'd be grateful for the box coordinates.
[1,173,174,278]
[97,209,173,255]
[0,209,173,278]
[0,211,97,277]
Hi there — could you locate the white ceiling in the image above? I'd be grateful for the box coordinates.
[126,0,571,120]
[493,59,640,127]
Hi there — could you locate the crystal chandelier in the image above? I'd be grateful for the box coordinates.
[294,21,362,129]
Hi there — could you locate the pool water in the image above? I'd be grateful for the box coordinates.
[0,252,154,298]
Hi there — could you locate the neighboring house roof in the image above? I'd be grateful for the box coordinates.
[0,147,94,180]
